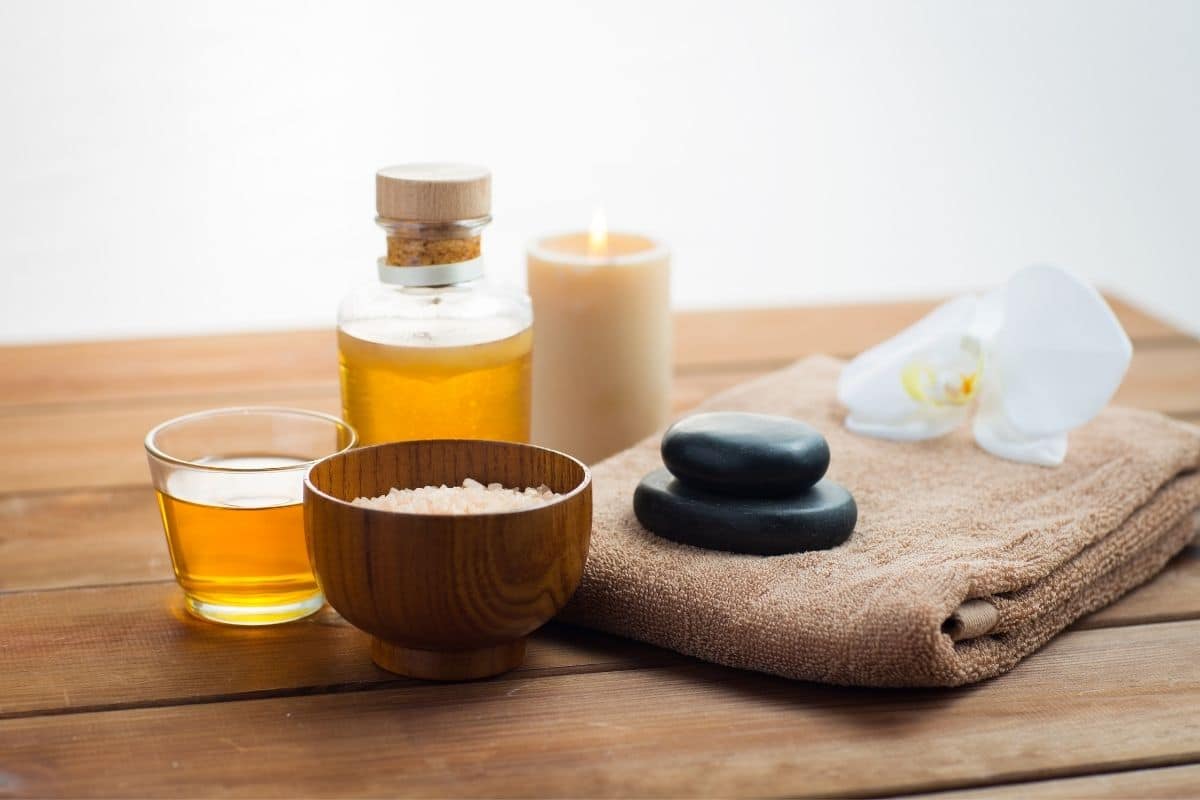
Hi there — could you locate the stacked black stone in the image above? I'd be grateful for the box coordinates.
[633,412,857,556]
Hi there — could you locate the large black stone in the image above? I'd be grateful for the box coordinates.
[661,412,830,497]
[633,467,856,556]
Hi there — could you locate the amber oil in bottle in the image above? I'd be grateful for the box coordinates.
[337,164,532,445]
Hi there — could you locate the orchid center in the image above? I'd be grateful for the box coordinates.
[901,358,982,407]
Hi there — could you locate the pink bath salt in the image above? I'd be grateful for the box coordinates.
[350,478,561,514]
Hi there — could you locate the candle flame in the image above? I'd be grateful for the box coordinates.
[588,207,608,255]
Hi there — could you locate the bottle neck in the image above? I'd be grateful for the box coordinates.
[386,235,480,266]
[375,216,490,286]
[377,216,489,267]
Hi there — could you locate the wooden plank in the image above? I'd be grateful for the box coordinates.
[5,341,1199,496]
[0,387,341,495]
[675,300,949,370]
[0,295,1183,413]
[674,342,1200,421]
[0,581,678,719]
[1075,539,1200,630]
[0,328,337,412]
[0,365,761,499]
[910,763,1200,799]
[0,411,1195,600]
[674,293,1187,370]
[0,486,171,592]
[0,527,1194,717]
[4,482,1196,612]
[2,620,1198,798]
[1099,294,1193,342]
[672,364,768,413]
[1115,344,1200,416]
[0,368,745,495]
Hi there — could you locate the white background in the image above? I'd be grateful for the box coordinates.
[1,0,1196,344]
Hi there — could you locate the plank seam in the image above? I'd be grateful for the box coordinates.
[0,577,173,597]
[1071,608,1200,632]
[840,751,1200,800]
[1,619,1196,723]
[0,658,684,723]
[0,481,150,501]
[0,384,339,418]
[0,334,1192,419]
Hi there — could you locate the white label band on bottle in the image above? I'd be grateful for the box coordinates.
[377,257,485,287]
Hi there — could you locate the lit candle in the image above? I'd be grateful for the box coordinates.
[527,212,671,464]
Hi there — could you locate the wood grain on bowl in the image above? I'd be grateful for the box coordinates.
[304,440,592,681]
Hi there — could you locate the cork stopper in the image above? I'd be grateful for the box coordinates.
[376,163,491,222]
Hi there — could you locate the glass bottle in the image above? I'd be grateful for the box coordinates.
[337,164,533,446]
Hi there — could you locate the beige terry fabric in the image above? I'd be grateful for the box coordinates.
[560,356,1200,687]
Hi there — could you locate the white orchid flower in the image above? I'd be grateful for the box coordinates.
[837,265,1133,466]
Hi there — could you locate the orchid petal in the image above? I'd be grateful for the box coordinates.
[990,265,1132,438]
[847,406,970,442]
[973,383,1068,466]
[837,294,979,423]
[966,286,1004,344]
[973,416,1068,466]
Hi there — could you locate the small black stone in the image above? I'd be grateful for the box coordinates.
[661,412,830,497]
[633,467,856,556]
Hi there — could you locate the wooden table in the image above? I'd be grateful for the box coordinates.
[3,297,1199,798]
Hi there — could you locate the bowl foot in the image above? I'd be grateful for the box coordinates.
[371,637,527,681]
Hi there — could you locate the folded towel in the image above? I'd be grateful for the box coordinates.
[560,356,1200,687]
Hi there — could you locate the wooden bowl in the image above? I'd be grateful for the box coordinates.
[303,440,592,681]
